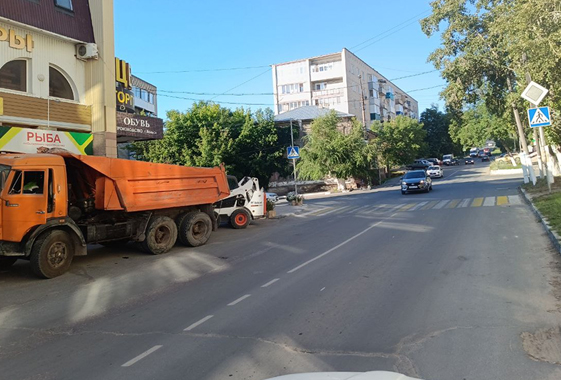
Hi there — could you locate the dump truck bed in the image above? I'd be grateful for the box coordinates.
[60,153,230,212]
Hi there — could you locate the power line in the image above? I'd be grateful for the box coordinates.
[158,93,273,106]
[135,65,270,74]
[389,70,438,81]
[159,90,273,96]
[210,68,272,101]
[350,9,431,51]
[405,84,445,93]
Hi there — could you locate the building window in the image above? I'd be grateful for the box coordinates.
[54,0,73,11]
[0,60,27,92]
[49,67,74,100]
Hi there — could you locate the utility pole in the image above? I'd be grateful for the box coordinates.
[507,76,535,184]
[289,118,298,196]
[523,63,553,190]
[358,75,367,134]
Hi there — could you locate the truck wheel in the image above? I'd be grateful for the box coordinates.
[229,209,251,229]
[0,257,17,270]
[141,216,178,255]
[178,212,212,247]
[30,230,74,279]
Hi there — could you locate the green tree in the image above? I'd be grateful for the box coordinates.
[130,102,286,188]
[297,111,375,189]
[449,102,517,153]
[372,116,427,171]
[420,105,461,157]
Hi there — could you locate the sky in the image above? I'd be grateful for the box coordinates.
[113,0,446,119]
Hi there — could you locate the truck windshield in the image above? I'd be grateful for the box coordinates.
[0,165,10,192]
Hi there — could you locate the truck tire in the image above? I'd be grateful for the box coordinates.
[30,230,74,279]
[141,216,178,255]
[229,209,251,229]
[0,257,17,270]
[178,212,212,247]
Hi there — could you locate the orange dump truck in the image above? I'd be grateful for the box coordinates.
[0,152,230,278]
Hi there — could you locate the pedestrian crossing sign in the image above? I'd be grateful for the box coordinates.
[287,146,300,159]
[527,106,551,128]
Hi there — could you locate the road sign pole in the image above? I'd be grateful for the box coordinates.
[290,119,297,196]
[533,128,544,178]
[539,125,553,192]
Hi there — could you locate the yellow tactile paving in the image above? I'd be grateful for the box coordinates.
[497,196,509,206]
[421,201,439,210]
[399,203,416,211]
[471,197,484,207]
[446,199,461,208]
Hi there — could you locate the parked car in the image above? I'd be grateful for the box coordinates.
[442,154,454,165]
[427,165,443,178]
[266,192,279,202]
[405,159,431,170]
[465,157,475,165]
[427,157,442,166]
[482,155,490,162]
[401,170,433,194]
[449,158,460,166]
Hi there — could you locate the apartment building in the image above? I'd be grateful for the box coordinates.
[271,48,419,129]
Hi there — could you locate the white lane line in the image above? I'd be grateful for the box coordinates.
[287,216,393,274]
[483,197,495,207]
[261,278,280,288]
[228,294,251,306]
[508,195,522,205]
[410,201,428,211]
[433,200,449,209]
[389,204,404,213]
[184,315,214,331]
[458,198,471,208]
[318,207,343,216]
[122,345,163,367]
[320,287,326,292]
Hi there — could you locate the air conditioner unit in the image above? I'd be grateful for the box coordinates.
[75,43,98,60]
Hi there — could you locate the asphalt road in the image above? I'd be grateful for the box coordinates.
[2,162,561,380]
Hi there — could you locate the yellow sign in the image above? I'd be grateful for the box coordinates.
[115,57,131,89]
[0,27,33,52]
[0,98,3,116]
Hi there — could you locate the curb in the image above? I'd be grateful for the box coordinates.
[519,187,561,254]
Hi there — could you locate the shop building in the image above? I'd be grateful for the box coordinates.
[0,0,162,157]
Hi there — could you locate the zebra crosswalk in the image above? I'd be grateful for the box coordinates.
[306,195,523,217]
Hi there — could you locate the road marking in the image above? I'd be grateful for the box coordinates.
[228,294,251,306]
[287,217,392,274]
[261,278,280,288]
[334,206,353,214]
[315,207,338,216]
[320,287,326,292]
[184,315,214,331]
[298,208,328,217]
[122,345,163,367]
[410,201,428,211]
[399,203,416,212]
[433,200,449,209]
[497,196,509,206]
[508,195,522,205]
[446,199,461,208]
[471,198,484,207]
[421,201,439,210]
[389,204,404,213]
[458,198,471,208]
[342,206,360,214]
[483,197,495,207]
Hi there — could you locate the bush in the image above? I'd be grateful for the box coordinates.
[286,191,304,204]
[490,160,522,170]
[266,200,276,211]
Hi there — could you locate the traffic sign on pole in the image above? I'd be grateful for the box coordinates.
[287,146,300,159]
[527,107,552,128]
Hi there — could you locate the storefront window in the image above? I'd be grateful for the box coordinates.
[49,67,74,100]
[0,60,27,92]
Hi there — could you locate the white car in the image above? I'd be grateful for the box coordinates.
[266,192,279,202]
[426,165,443,178]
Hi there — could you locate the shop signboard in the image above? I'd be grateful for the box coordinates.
[116,112,163,140]
[0,126,93,155]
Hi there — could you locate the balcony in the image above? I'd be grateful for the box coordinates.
[312,88,343,98]
[310,61,343,82]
